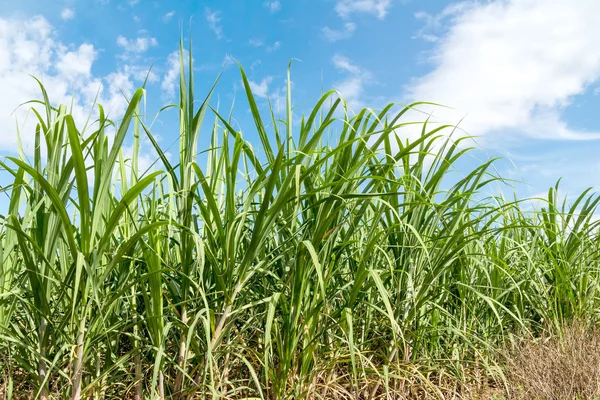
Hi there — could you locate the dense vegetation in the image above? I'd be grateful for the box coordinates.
[1,48,600,399]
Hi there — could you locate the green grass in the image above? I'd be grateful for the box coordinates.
[1,45,600,400]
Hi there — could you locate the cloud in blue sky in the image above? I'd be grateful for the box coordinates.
[331,54,373,109]
[162,11,175,23]
[0,15,138,153]
[322,22,357,42]
[204,8,223,40]
[116,34,158,57]
[264,1,281,14]
[335,0,392,19]
[408,0,600,142]
[60,8,75,21]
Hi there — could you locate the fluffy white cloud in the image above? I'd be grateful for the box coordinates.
[161,51,179,99]
[60,8,75,21]
[332,54,372,109]
[56,44,96,77]
[161,50,194,99]
[122,64,158,84]
[248,77,273,98]
[116,35,158,55]
[322,22,356,42]
[408,0,600,142]
[205,8,223,40]
[335,0,392,19]
[0,15,139,153]
[333,54,362,75]
[247,76,287,112]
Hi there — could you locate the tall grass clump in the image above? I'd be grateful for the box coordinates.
[1,45,600,399]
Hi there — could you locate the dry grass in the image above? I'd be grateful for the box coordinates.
[504,322,600,400]
[7,322,600,400]
[1,364,504,400]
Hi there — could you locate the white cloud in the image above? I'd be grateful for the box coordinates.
[249,38,264,47]
[122,64,158,84]
[333,54,362,75]
[161,50,194,98]
[161,51,180,99]
[60,8,75,21]
[413,3,472,42]
[332,54,372,109]
[322,22,356,42]
[408,0,600,142]
[248,76,273,98]
[162,11,175,23]
[56,44,96,77]
[335,0,392,19]
[116,35,158,55]
[205,8,223,40]
[264,1,281,13]
[0,15,141,153]
[247,76,287,112]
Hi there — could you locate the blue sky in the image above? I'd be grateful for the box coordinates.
[1,0,600,208]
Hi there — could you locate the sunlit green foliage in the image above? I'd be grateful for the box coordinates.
[1,45,599,400]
